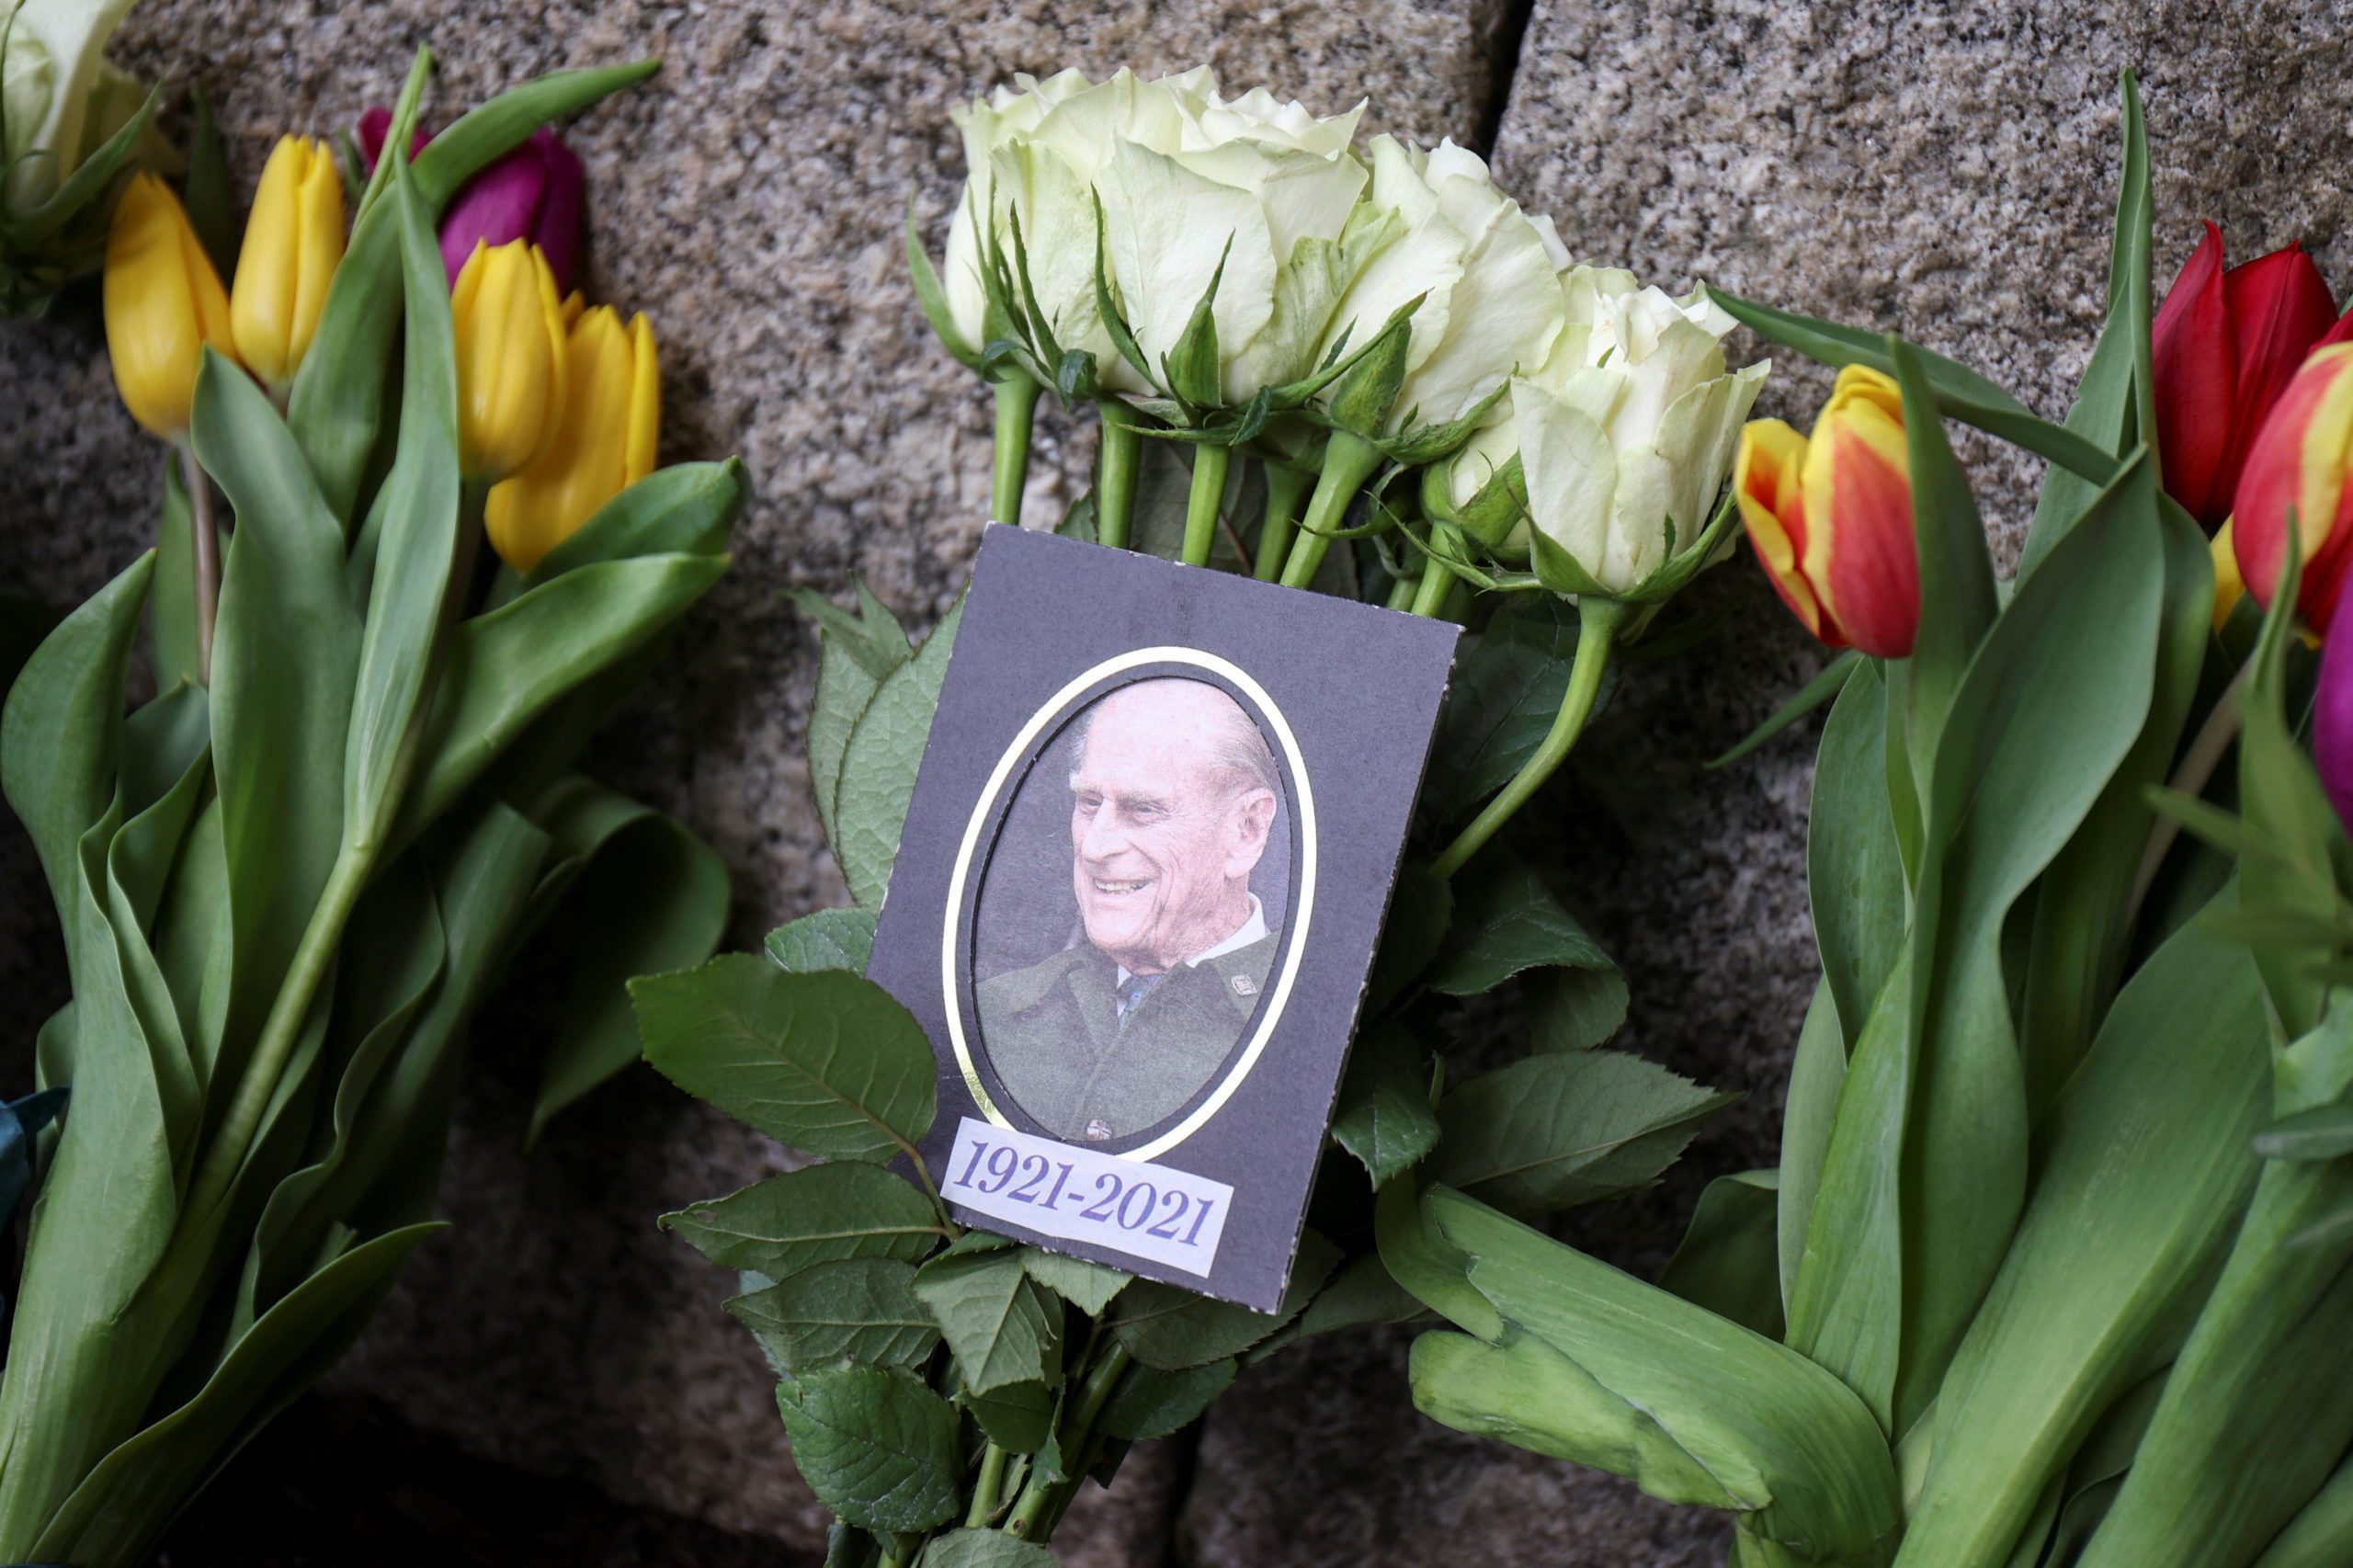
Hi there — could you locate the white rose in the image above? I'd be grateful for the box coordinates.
[1453,266,1769,593]
[3,0,144,212]
[1313,136,1569,437]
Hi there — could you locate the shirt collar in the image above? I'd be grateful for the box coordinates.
[1115,893,1267,987]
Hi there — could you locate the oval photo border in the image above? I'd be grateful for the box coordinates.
[941,646,1317,1162]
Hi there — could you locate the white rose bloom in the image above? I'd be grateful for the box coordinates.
[1313,136,1569,436]
[1452,266,1769,593]
[3,0,144,212]
[941,68,1367,403]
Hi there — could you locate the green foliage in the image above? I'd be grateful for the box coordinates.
[912,1243,1063,1395]
[835,599,964,906]
[1434,1051,1735,1215]
[663,1163,948,1278]
[777,1364,963,1534]
[732,1259,941,1374]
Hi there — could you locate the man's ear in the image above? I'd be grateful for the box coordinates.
[1226,788,1277,877]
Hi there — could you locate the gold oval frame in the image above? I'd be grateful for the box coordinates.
[940,647,1317,1161]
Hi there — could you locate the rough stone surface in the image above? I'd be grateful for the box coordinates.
[6,0,2353,1562]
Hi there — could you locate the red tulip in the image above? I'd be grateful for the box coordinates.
[2152,223,2337,528]
[2233,342,2353,631]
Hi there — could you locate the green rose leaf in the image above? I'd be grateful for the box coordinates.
[775,1363,961,1534]
[1421,596,1580,826]
[1294,1253,1431,1341]
[921,1528,1062,1568]
[1527,966,1631,1052]
[911,1241,1061,1394]
[793,578,912,863]
[1422,858,1612,996]
[1019,1247,1131,1315]
[1434,1050,1736,1215]
[766,907,881,976]
[1109,1230,1340,1370]
[835,597,963,906]
[1331,1022,1438,1187]
[1097,1357,1237,1442]
[634,957,937,1162]
[662,1162,947,1278]
[729,1258,939,1374]
[957,1378,1057,1454]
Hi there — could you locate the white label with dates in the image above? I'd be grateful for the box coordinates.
[943,1117,1233,1276]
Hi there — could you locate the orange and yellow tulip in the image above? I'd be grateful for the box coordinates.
[2234,340,2353,632]
[484,297,660,571]
[103,172,236,437]
[1733,365,1920,659]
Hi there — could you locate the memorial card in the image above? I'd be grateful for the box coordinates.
[864,525,1459,1311]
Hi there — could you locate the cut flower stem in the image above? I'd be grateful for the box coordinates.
[1253,460,1313,581]
[1095,403,1143,550]
[1278,430,1382,588]
[1180,443,1230,567]
[990,376,1040,528]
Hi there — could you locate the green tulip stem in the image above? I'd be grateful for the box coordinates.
[1253,460,1314,581]
[1279,430,1383,589]
[2129,654,2256,921]
[176,439,219,686]
[1410,555,1456,618]
[1095,403,1143,551]
[1428,597,1630,881]
[1180,443,1231,567]
[990,376,1040,528]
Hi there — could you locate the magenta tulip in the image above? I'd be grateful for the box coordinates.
[2317,585,2353,832]
[436,129,585,292]
[355,106,429,169]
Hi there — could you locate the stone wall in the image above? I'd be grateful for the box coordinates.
[3,0,2349,1562]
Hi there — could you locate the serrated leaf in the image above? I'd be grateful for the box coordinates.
[635,958,936,1162]
[1019,1247,1131,1315]
[796,580,913,867]
[1109,1230,1341,1369]
[1331,1022,1438,1187]
[776,1363,961,1534]
[662,1162,947,1278]
[836,598,963,906]
[1367,866,1452,1014]
[1433,1051,1736,1215]
[1527,966,1631,1052]
[1294,1253,1429,1341]
[729,1258,938,1373]
[1423,858,1611,996]
[1098,1357,1236,1441]
[1420,597,1578,824]
[767,907,881,975]
[922,1528,1062,1568]
[911,1243,1060,1394]
[959,1378,1056,1454]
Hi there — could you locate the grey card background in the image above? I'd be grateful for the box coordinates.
[866,525,1460,1311]
[972,696,1294,986]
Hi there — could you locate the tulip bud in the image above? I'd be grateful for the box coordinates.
[2152,223,2339,528]
[2210,518,2247,633]
[355,105,429,169]
[229,136,345,392]
[438,129,585,293]
[1733,365,1919,658]
[2233,342,2353,631]
[103,172,237,437]
[483,298,659,571]
[450,240,569,483]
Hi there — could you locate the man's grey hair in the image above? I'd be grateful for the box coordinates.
[1069,678,1280,802]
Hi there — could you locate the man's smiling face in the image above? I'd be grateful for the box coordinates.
[1068,681,1275,975]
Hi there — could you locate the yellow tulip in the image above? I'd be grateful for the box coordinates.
[451,240,568,482]
[103,172,235,437]
[485,297,660,571]
[230,135,345,392]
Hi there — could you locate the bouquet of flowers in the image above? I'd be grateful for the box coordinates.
[0,47,741,1562]
[1386,73,2353,1568]
[635,63,1777,1565]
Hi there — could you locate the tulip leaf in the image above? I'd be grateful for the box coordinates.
[1331,1021,1440,1188]
[1777,978,1851,1315]
[2256,1447,2353,1568]
[1659,1169,1784,1341]
[25,1222,444,1568]
[1892,335,2000,780]
[1397,1183,1902,1562]
[342,155,463,857]
[196,349,365,1045]
[1705,650,1860,770]
[765,908,880,977]
[775,1363,962,1534]
[392,552,727,851]
[662,1162,947,1279]
[1433,1049,1735,1216]
[150,452,215,695]
[1790,450,2167,1435]
[729,1257,940,1374]
[181,85,238,279]
[911,1243,1062,1394]
[2255,1103,2353,1163]
[634,957,938,1164]
[1,551,153,976]
[290,60,661,520]
[2019,70,2152,577]
[523,459,748,586]
[1899,902,2267,1566]
[524,798,731,1146]
[1808,658,1906,1061]
[835,597,963,908]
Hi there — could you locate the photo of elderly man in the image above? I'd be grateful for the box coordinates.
[978,677,1285,1144]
